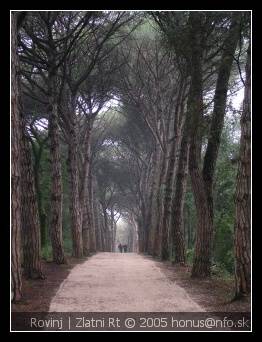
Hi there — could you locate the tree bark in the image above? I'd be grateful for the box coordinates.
[31,139,47,248]
[21,116,44,279]
[88,172,97,252]
[186,12,213,278]
[11,12,22,302]
[152,147,167,257]
[147,146,159,254]
[68,134,83,257]
[190,13,241,278]
[80,122,92,256]
[234,42,251,298]
[67,95,83,258]
[48,76,66,264]
[160,82,186,260]
[170,132,189,264]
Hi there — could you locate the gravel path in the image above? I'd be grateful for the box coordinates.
[49,252,204,312]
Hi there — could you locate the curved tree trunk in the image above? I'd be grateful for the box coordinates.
[189,12,241,278]
[159,81,186,261]
[234,42,251,298]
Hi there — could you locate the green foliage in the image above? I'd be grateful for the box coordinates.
[212,120,238,274]
[186,248,194,265]
[41,244,53,262]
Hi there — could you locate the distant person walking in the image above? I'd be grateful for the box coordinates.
[123,244,127,253]
[118,243,123,253]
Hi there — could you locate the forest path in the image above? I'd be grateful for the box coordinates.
[49,252,204,312]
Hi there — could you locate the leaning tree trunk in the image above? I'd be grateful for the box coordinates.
[160,81,186,261]
[21,117,44,279]
[11,12,22,302]
[48,76,66,264]
[234,42,251,299]
[191,13,241,278]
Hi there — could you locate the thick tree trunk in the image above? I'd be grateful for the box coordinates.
[160,84,186,261]
[190,13,241,278]
[48,78,66,264]
[170,132,189,264]
[21,117,44,279]
[11,12,22,301]
[190,150,213,277]
[234,42,251,298]
[186,12,213,278]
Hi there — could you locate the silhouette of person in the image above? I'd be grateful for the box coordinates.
[123,244,127,253]
[118,243,123,253]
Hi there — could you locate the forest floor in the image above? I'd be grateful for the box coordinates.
[12,252,250,313]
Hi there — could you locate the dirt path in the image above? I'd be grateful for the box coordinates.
[49,252,204,312]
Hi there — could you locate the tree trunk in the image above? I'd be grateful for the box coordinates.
[48,77,66,264]
[93,181,102,251]
[170,132,189,264]
[80,122,92,256]
[67,95,83,258]
[147,146,159,254]
[31,140,47,248]
[153,148,167,257]
[190,13,241,278]
[102,204,110,251]
[68,136,83,257]
[82,194,90,256]
[159,81,186,261]
[186,12,213,278]
[234,42,251,298]
[11,12,22,301]
[88,172,97,252]
[21,117,44,279]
